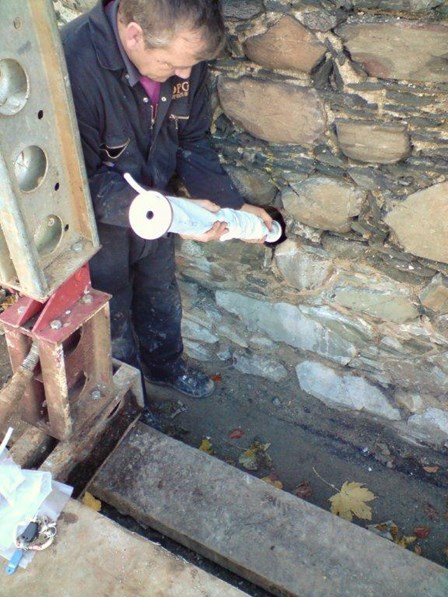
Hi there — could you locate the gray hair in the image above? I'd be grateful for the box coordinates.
[118,0,227,59]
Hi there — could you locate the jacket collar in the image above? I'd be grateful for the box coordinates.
[88,1,127,74]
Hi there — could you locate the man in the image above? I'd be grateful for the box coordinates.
[62,0,271,399]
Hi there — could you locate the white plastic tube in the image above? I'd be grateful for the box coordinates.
[124,173,282,243]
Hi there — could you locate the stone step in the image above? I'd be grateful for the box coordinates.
[90,423,448,597]
[3,498,247,597]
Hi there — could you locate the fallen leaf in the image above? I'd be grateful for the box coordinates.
[229,428,244,440]
[443,546,448,560]
[294,480,313,500]
[0,294,18,312]
[368,520,399,542]
[424,502,439,521]
[261,473,283,490]
[238,441,271,471]
[199,438,213,454]
[413,526,430,539]
[210,374,222,383]
[423,465,439,474]
[329,481,376,522]
[396,535,417,548]
[82,492,101,512]
[414,545,423,556]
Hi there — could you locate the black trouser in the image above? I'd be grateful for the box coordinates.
[89,223,183,374]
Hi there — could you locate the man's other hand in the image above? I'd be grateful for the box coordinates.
[240,203,273,244]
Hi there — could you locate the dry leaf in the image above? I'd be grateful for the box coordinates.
[199,438,213,454]
[0,294,18,312]
[329,481,376,522]
[423,465,439,474]
[294,480,313,500]
[261,473,283,490]
[210,374,222,383]
[414,526,430,539]
[443,546,448,560]
[238,441,271,471]
[414,545,423,556]
[396,535,417,548]
[368,520,399,542]
[229,428,244,440]
[82,492,101,512]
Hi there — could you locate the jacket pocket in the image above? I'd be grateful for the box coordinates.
[100,138,130,162]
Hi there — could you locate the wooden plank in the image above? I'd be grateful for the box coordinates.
[3,499,246,597]
[91,423,448,597]
[9,425,53,468]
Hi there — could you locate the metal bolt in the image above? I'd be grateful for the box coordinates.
[48,217,56,227]
[91,390,101,400]
[71,241,83,253]
[17,306,26,314]
[82,294,93,304]
[50,320,62,330]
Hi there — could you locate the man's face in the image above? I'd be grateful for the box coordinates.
[123,26,206,82]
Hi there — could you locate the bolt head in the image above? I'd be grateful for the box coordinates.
[50,320,62,330]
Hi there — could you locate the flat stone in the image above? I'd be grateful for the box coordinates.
[296,360,401,420]
[300,9,339,32]
[332,272,419,323]
[281,176,366,232]
[233,351,288,381]
[225,165,277,206]
[337,21,448,83]
[183,339,214,362]
[274,238,334,290]
[394,389,426,414]
[90,424,448,596]
[385,182,448,264]
[244,16,326,74]
[182,318,219,344]
[3,499,245,597]
[404,407,448,445]
[216,291,373,365]
[222,0,263,19]
[336,121,411,164]
[218,77,327,145]
[352,0,443,8]
[419,274,448,312]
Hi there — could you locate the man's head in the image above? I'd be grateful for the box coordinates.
[117,0,226,81]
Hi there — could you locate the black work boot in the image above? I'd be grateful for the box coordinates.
[144,359,215,399]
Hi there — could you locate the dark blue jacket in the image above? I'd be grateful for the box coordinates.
[61,0,244,229]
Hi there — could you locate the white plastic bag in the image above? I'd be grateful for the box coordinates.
[0,428,72,569]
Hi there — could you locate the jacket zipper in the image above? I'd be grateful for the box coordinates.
[169,114,189,131]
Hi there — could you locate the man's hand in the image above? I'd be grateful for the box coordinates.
[180,198,229,242]
[240,203,273,244]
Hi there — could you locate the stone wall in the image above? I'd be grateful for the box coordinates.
[56,0,448,448]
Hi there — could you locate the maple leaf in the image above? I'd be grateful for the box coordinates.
[329,481,376,521]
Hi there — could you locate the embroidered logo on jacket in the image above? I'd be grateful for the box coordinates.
[172,81,189,100]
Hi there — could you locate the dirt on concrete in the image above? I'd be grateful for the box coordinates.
[2,332,448,595]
